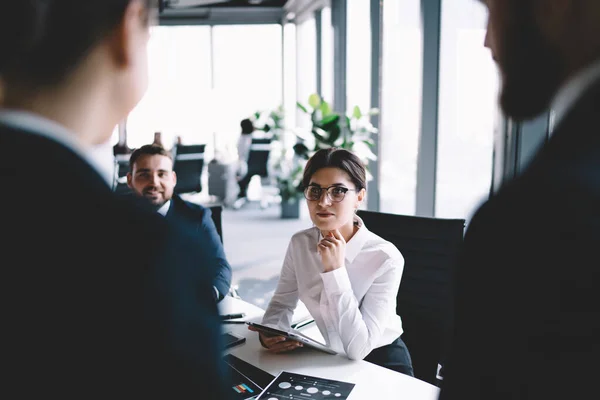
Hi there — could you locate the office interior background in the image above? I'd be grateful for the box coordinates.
[107,0,554,303]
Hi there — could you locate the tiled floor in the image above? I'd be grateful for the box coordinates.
[220,200,312,309]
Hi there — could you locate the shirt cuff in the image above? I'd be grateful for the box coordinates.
[320,267,352,296]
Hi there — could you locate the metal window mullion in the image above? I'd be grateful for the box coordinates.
[331,0,347,114]
[415,0,442,217]
[367,0,382,211]
[315,9,323,96]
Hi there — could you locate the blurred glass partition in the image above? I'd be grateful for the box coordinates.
[435,0,500,220]
[379,0,422,215]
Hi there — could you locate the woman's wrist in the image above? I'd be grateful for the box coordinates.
[323,264,344,273]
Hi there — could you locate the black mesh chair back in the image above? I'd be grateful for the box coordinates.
[173,144,206,194]
[246,138,271,178]
[357,210,465,385]
[112,154,132,195]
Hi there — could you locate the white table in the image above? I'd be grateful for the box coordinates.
[219,296,440,400]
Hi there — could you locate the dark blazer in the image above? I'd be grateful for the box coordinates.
[165,194,232,300]
[0,123,231,399]
[440,80,600,398]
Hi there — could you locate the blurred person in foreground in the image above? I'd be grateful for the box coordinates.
[127,144,232,302]
[440,1,600,399]
[0,1,229,398]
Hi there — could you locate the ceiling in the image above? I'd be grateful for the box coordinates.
[162,0,288,9]
[159,0,289,24]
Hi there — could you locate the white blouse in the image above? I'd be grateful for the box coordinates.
[261,216,405,360]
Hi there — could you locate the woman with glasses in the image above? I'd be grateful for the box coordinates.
[249,147,413,376]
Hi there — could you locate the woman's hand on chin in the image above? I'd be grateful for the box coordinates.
[318,229,346,272]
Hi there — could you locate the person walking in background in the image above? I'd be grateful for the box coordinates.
[235,117,255,206]
[152,130,164,147]
[440,1,600,398]
[249,148,414,376]
[0,1,229,398]
[127,144,233,302]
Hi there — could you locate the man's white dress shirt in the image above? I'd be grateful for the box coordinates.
[550,58,600,134]
[262,216,405,360]
[157,200,171,216]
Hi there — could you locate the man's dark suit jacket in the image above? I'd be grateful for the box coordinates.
[0,123,231,399]
[440,80,600,398]
[165,194,232,300]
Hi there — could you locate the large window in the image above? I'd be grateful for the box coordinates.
[320,6,334,104]
[126,25,282,161]
[296,16,317,129]
[283,23,297,130]
[127,26,212,151]
[212,24,283,156]
[379,0,423,215]
[346,0,371,114]
[435,0,499,220]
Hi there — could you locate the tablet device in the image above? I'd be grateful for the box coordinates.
[223,331,246,349]
[246,322,336,355]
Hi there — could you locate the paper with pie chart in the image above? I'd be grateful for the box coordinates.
[256,371,355,400]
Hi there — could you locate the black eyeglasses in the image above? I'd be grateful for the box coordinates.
[303,185,356,203]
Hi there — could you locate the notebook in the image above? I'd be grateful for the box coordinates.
[223,353,275,400]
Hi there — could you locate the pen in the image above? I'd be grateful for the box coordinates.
[220,313,246,320]
[222,320,247,324]
[291,318,315,330]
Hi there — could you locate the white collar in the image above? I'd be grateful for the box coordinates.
[550,58,600,134]
[157,200,171,216]
[0,110,114,186]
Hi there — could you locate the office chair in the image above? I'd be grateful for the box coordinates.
[173,144,206,194]
[234,138,278,209]
[357,210,465,386]
[113,154,132,195]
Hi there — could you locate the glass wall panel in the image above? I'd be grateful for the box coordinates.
[435,0,500,220]
[212,24,283,158]
[296,16,317,130]
[283,23,297,130]
[320,6,334,104]
[127,26,212,150]
[126,25,283,161]
[346,0,371,113]
[379,0,422,215]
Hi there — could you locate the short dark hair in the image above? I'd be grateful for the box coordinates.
[0,0,154,87]
[302,148,366,191]
[240,118,254,134]
[129,144,172,172]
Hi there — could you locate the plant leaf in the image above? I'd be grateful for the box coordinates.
[319,113,340,127]
[296,102,308,113]
[320,101,332,116]
[308,93,322,109]
[352,105,362,119]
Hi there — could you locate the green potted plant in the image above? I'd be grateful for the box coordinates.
[250,106,305,218]
[295,93,378,178]
[269,127,306,218]
[256,95,379,218]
